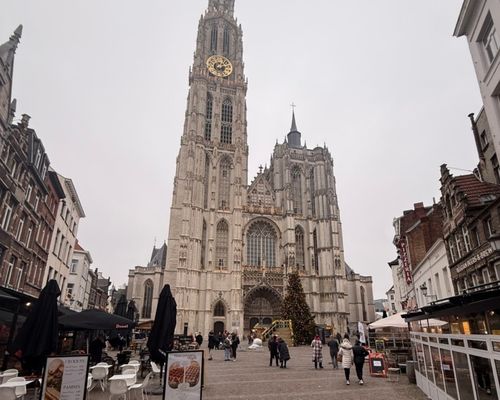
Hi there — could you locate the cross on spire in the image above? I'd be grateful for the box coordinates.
[290,102,297,112]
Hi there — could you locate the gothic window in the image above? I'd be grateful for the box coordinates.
[142,280,154,319]
[313,229,319,274]
[220,98,233,144]
[309,168,316,216]
[204,154,210,208]
[210,25,218,52]
[205,93,213,141]
[292,167,302,214]
[246,221,277,267]
[216,220,229,268]
[201,220,207,269]
[214,301,225,317]
[295,226,305,269]
[219,157,231,209]
[223,26,230,54]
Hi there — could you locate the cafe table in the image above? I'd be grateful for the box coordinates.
[0,379,34,388]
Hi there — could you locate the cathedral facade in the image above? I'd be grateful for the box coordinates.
[126,0,375,336]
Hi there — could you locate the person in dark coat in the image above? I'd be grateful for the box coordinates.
[195,332,203,347]
[277,338,290,368]
[208,331,217,360]
[352,340,369,385]
[231,332,240,360]
[268,335,279,367]
[90,335,106,363]
[327,336,340,369]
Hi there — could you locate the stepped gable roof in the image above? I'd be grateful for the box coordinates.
[148,242,167,267]
[453,174,500,207]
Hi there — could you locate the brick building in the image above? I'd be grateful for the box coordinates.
[440,164,500,292]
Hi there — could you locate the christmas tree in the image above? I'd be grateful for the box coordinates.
[281,271,316,345]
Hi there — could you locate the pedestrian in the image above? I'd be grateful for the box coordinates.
[336,332,342,343]
[195,332,203,347]
[231,332,240,361]
[89,335,106,363]
[277,337,290,368]
[352,340,369,385]
[311,335,323,369]
[327,336,339,369]
[268,335,279,367]
[223,334,232,361]
[208,331,217,360]
[338,334,354,385]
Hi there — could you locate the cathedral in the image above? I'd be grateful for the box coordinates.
[128,0,374,335]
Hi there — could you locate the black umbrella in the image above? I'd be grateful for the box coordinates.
[147,284,177,364]
[59,309,135,331]
[126,300,137,322]
[114,294,128,317]
[11,279,61,373]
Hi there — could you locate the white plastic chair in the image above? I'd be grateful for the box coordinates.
[109,379,128,400]
[121,365,137,376]
[0,387,17,400]
[124,372,136,388]
[150,361,160,379]
[6,377,27,399]
[87,373,93,393]
[129,372,152,400]
[90,366,108,391]
[1,370,18,384]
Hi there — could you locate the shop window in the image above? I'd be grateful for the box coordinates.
[430,347,445,391]
[453,352,476,400]
[470,355,496,399]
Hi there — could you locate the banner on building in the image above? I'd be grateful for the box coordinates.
[397,237,412,284]
[358,321,366,344]
[40,355,89,400]
[163,350,204,400]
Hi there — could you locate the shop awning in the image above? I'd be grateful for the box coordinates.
[369,312,447,329]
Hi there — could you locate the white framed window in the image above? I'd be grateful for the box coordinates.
[67,283,74,297]
[70,259,78,274]
[448,236,457,263]
[10,159,17,179]
[1,203,13,231]
[482,14,500,63]
[485,217,494,237]
[34,194,40,211]
[5,256,15,286]
[34,149,42,169]
[41,164,47,179]
[480,130,489,149]
[25,184,33,202]
[26,225,33,246]
[15,218,24,242]
[462,226,471,252]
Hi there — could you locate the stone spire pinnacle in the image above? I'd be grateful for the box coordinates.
[287,110,302,148]
[0,25,23,74]
[208,0,235,15]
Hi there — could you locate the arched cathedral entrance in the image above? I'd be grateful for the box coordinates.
[244,286,282,331]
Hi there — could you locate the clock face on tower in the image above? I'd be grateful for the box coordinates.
[206,55,233,77]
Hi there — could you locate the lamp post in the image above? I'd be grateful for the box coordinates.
[420,283,437,303]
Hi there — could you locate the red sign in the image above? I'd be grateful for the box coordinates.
[397,237,412,284]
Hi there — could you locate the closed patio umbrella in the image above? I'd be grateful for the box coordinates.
[11,279,61,373]
[126,300,137,322]
[147,284,177,364]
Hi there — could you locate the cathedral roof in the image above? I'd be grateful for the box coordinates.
[148,242,167,268]
[0,25,22,74]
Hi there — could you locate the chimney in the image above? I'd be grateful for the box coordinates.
[21,114,30,128]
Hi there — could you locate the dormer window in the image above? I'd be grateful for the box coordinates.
[34,149,42,169]
[480,130,489,149]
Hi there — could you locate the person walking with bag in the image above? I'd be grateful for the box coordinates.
[231,332,240,361]
[223,334,232,361]
[311,335,324,369]
[338,334,354,385]
[327,336,339,369]
[352,340,369,385]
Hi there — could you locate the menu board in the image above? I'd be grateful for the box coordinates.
[369,352,387,377]
[163,350,203,400]
[40,355,89,400]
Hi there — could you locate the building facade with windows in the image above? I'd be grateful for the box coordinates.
[163,0,373,336]
[66,240,92,311]
[127,243,167,322]
[455,1,500,162]
[44,170,85,303]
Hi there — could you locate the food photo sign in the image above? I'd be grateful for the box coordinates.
[163,350,204,400]
[40,355,89,400]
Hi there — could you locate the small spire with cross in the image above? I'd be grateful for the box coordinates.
[259,164,263,174]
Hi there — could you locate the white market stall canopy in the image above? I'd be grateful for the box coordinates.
[369,312,447,329]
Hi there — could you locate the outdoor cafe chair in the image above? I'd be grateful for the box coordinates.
[90,366,108,391]
[109,379,129,400]
[0,387,17,400]
[150,361,160,377]
[6,377,27,399]
[129,371,152,400]
[121,365,137,375]
[87,373,93,394]
[0,369,18,384]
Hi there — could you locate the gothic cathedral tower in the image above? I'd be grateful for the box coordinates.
[165,0,248,333]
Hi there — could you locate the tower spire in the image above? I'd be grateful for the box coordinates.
[208,0,235,15]
[287,108,302,148]
[0,25,22,74]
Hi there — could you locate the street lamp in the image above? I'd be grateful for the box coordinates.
[488,233,500,251]
[420,283,437,302]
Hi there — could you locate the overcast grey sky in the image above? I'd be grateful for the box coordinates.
[0,1,480,299]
